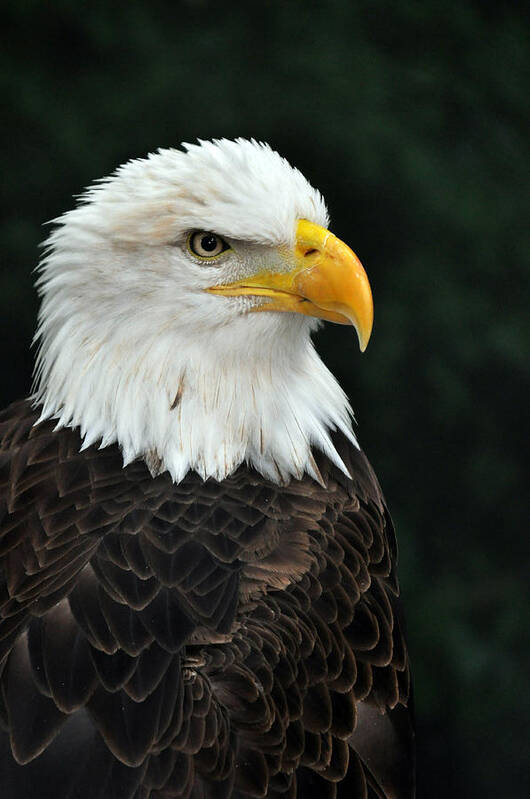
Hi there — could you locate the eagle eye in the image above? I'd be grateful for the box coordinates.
[187,231,230,259]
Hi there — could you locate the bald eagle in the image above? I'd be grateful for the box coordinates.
[0,139,413,799]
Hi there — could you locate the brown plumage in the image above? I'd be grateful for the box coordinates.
[0,399,413,798]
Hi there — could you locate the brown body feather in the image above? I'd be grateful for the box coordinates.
[0,400,413,798]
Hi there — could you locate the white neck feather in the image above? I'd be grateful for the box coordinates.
[34,309,356,485]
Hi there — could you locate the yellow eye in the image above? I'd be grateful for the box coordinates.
[187,231,230,259]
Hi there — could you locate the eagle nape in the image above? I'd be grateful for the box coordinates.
[0,138,414,798]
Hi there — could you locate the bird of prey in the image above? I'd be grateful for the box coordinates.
[0,139,414,798]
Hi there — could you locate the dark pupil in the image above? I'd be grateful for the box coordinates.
[200,234,218,252]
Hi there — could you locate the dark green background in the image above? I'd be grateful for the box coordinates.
[1,2,528,796]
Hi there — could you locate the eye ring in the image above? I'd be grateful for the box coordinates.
[187,231,230,260]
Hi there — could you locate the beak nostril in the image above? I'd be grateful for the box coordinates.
[304,248,318,257]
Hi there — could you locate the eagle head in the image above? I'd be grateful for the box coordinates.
[34,139,373,484]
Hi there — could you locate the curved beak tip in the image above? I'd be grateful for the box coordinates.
[355,324,372,353]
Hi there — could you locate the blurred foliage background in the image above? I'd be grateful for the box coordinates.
[1,1,528,796]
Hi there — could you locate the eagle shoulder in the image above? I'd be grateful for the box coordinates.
[0,400,413,798]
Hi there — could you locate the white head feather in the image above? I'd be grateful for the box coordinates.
[33,138,357,484]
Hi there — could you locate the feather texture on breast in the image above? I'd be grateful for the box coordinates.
[0,399,413,799]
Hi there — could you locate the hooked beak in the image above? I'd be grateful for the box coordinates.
[206,219,373,351]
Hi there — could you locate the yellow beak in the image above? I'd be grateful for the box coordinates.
[207,219,373,351]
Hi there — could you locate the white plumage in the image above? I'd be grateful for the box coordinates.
[34,139,357,484]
